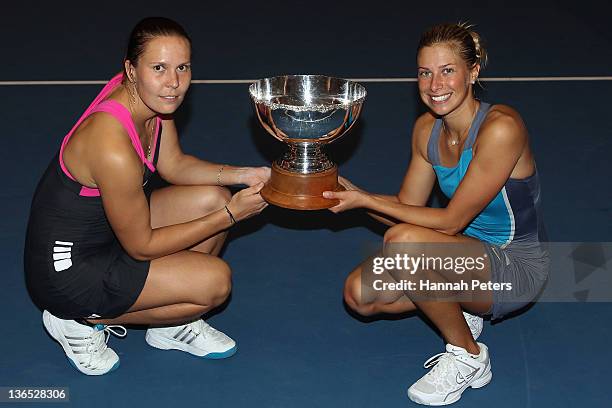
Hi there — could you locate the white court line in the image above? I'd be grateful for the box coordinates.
[0,76,611,86]
[352,76,612,83]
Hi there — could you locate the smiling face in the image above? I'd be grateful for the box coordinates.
[417,43,479,117]
[125,35,192,115]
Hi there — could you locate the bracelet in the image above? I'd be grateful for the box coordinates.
[224,205,237,225]
[216,164,226,186]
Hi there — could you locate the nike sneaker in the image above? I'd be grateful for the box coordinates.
[407,342,492,405]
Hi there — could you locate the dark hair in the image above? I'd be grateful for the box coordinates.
[417,22,488,70]
[125,17,192,67]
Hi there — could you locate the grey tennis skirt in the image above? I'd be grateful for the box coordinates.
[483,241,550,320]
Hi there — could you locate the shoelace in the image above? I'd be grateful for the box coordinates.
[172,320,228,345]
[202,324,221,337]
[189,322,202,339]
[423,352,455,378]
[189,320,221,339]
[87,325,127,355]
[202,323,232,345]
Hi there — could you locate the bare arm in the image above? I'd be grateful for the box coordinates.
[327,114,437,225]
[156,118,270,186]
[365,111,527,234]
[91,122,266,261]
[335,177,399,226]
[326,109,529,235]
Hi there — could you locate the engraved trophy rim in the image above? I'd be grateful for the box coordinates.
[249,74,367,115]
[249,74,366,148]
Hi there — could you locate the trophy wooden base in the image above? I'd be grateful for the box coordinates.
[261,163,343,210]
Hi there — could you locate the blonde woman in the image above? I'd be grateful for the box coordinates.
[324,23,549,405]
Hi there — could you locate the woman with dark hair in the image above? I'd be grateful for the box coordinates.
[24,17,269,375]
[323,23,549,405]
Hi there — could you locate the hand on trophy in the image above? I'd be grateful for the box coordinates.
[323,176,369,213]
[226,182,269,222]
[238,166,272,187]
[336,176,363,193]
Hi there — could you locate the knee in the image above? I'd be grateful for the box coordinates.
[345,298,378,317]
[343,276,359,310]
[194,257,232,308]
[384,223,425,244]
[209,260,232,307]
[343,275,377,317]
[200,186,231,214]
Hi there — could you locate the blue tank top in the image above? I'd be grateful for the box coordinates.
[427,102,546,247]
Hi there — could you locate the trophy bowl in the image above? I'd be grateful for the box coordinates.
[249,75,366,210]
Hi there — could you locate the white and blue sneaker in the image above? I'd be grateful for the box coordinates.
[463,311,483,340]
[145,319,236,359]
[408,342,492,406]
[42,310,126,376]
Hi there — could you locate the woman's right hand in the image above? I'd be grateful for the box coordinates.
[322,176,371,213]
[226,182,268,222]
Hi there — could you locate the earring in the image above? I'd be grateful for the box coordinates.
[127,80,138,114]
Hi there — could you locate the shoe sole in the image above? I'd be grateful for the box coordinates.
[42,311,119,376]
[407,371,492,406]
[145,331,237,359]
[65,356,121,375]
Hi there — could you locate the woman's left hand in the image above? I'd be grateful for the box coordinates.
[239,166,271,186]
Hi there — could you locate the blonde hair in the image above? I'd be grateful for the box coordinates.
[417,22,488,70]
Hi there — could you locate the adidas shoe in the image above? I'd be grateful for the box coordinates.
[42,310,126,376]
[145,319,236,359]
[407,342,492,406]
[463,311,483,340]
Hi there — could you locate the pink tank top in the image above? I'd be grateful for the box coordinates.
[59,73,161,197]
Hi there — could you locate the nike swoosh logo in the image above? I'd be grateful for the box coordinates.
[456,368,480,384]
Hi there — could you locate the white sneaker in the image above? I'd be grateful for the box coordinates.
[407,342,492,406]
[42,310,126,376]
[463,311,483,340]
[145,319,236,359]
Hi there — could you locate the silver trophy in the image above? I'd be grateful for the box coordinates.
[249,75,366,210]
